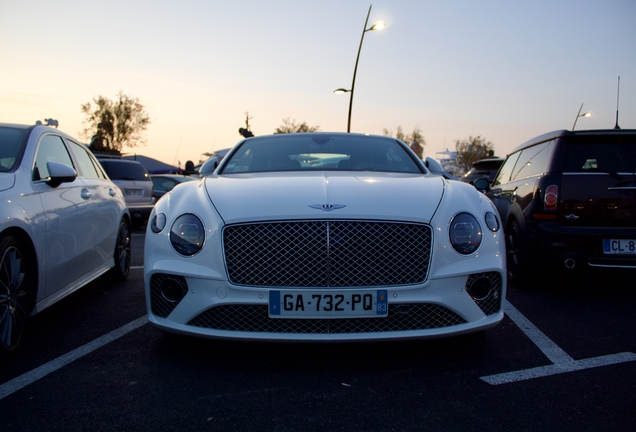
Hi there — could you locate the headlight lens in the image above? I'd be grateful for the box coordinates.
[150,212,167,233]
[485,211,500,232]
[449,212,482,254]
[170,213,205,256]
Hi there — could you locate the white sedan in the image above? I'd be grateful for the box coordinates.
[144,133,505,341]
[0,123,131,354]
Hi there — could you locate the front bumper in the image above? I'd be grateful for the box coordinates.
[145,271,505,341]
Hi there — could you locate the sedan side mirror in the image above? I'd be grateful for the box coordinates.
[46,161,77,187]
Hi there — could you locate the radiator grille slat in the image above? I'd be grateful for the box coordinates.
[223,221,432,287]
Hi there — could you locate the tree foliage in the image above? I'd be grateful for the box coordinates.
[81,91,151,153]
[454,135,495,173]
[274,117,321,134]
[382,125,426,158]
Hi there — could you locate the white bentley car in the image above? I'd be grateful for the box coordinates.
[144,133,506,341]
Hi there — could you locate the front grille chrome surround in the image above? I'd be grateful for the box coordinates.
[223,220,433,287]
[187,303,467,333]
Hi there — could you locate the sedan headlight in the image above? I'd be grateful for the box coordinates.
[449,212,482,254]
[170,213,205,256]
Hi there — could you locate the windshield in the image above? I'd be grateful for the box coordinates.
[220,134,424,174]
[0,126,29,172]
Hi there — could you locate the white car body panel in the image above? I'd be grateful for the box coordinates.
[206,172,444,224]
[144,133,506,341]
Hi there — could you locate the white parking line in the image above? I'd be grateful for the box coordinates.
[481,301,636,385]
[0,316,148,401]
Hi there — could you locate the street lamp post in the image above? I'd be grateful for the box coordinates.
[335,4,385,133]
[572,103,592,130]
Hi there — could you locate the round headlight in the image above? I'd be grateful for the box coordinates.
[170,213,205,256]
[485,211,500,232]
[449,212,482,255]
[150,212,167,234]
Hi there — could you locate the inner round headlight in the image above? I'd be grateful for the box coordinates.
[170,213,205,256]
[449,212,482,255]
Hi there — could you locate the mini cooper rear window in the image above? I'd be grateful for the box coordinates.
[562,136,636,173]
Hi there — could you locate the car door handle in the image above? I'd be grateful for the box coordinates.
[608,186,636,190]
[109,188,117,197]
[81,188,92,200]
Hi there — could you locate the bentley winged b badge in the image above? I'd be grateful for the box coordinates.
[308,204,347,211]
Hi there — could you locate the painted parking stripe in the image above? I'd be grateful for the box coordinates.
[0,316,148,401]
[481,301,636,385]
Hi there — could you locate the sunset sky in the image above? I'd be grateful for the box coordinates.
[1,0,635,167]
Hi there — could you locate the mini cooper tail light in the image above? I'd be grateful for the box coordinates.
[544,185,558,211]
[449,213,482,254]
[170,213,205,256]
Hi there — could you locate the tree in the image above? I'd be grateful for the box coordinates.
[383,125,426,158]
[454,135,495,173]
[274,117,321,134]
[81,91,151,154]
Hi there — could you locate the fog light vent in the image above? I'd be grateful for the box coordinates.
[465,272,502,316]
[150,273,188,318]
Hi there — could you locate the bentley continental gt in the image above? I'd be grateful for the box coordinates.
[144,133,505,341]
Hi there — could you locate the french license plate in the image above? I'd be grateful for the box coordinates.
[126,189,142,196]
[603,239,636,255]
[269,290,388,318]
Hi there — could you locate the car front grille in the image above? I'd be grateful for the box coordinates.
[223,220,432,287]
[187,303,467,334]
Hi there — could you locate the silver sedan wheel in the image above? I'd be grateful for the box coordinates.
[0,237,27,353]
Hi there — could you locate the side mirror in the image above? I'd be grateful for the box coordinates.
[473,178,490,191]
[46,161,77,187]
[424,157,444,175]
[199,157,219,177]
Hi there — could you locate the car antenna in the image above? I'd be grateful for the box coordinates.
[613,76,621,129]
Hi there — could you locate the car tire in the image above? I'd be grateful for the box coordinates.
[107,218,131,282]
[0,233,36,355]
[506,220,535,288]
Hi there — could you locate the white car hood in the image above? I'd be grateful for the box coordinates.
[205,172,444,224]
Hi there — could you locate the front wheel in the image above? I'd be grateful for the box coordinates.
[107,219,131,282]
[0,234,35,354]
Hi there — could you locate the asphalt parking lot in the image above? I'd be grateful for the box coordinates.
[1,229,634,431]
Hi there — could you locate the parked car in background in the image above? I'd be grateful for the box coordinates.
[145,132,506,342]
[478,129,636,285]
[460,157,504,185]
[0,123,131,354]
[150,174,197,199]
[96,156,155,228]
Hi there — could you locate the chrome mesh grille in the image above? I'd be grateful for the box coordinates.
[187,303,466,333]
[223,221,432,287]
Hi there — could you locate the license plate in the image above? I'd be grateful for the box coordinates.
[126,189,143,196]
[603,239,636,255]
[269,290,388,318]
